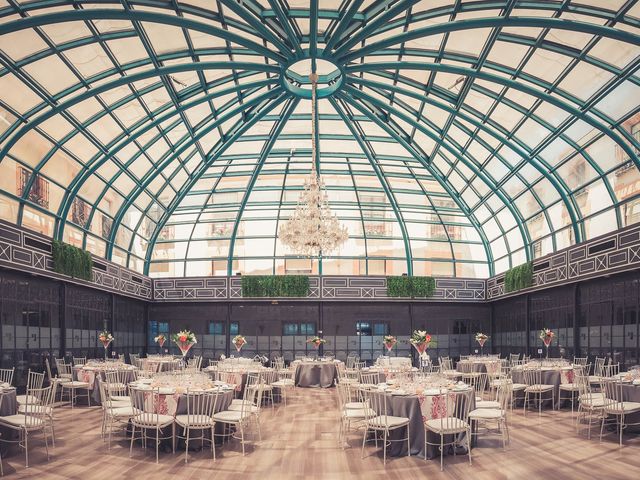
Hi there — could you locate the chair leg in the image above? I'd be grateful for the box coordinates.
[440,434,444,472]
[361,426,368,459]
[24,430,29,468]
[185,426,190,463]
[130,424,136,457]
[383,429,387,465]
[240,422,246,456]
[406,424,410,458]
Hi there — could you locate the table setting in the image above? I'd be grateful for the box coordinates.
[74,360,138,405]
[367,374,476,458]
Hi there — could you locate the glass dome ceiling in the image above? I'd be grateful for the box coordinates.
[0,0,639,279]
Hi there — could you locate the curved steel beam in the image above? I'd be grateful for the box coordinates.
[0,61,278,162]
[342,86,533,265]
[103,88,287,257]
[0,9,286,63]
[336,91,496,273]
[54,80,277,237]
[347,75,584,244]
[226,98,300,275]
[346,62,640,169]
[142,93,291,272]
[337,16,640,62]
[331,97,413,275]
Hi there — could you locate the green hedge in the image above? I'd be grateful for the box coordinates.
[241,275,309,297]
[386,276,435,298]
[52,240,93,281]
[504,262,533,293]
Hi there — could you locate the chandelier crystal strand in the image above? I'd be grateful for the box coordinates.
[278,69,349,256]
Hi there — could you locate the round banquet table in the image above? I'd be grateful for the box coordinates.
[130,384,235,450]
[203,367,272,397]
[511,366,574,409]
[0,388,17,456]
[382,388,476,458]
[294,362,337,388]
[74,365,138,405]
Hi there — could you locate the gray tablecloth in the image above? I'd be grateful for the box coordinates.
[384,390,475,459]
[0,389,18,456]
[620,383,640,432]
[295,363,337,388]
[511,368,565,409]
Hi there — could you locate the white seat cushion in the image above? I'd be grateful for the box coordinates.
[110,395,131,403]
[132,413,174,427]
[425,417,469,434]
[18,405,52,415]
[605,401,640,414]
[368,415,409,428]
[345,401,367,409]
[525,384,554,392]
[511,383,527,391]
[15,395,40,405]
[175,414,214,428]
[213,410,251,423]
[109,406,138,418]
[272,380,294,387]
[475,400,500,409]
[559,384,579,391]
[228,404,259,413]
[63,381,90,388]
[0,414,45,428]
[344,408,374,419]
[469,408,505,420]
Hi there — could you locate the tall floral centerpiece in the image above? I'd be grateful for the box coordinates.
[539,328,554,358]
[383,335,397,352]
[306,336,326,350]
[410,330,434,359]
[98,331,113,360]
[172,330,197,366]
[154,334,166,354]
[475,332,489,355]
[233,335,247,353]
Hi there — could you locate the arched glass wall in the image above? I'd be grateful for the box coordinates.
[0,0,638,278]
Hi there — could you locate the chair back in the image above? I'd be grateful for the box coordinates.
[346,356,358,369]
[600,377,625,413]
[509,353,520,365]
[26,369,45,390]
[185,389,218,426]
[523,366,543,386]
[594,357,606,376]
[427,389,472,432]
[208,360,219,368]
[23,385,53,418]
[44,358,55,382]
[359,371,380,386]
[573,357,588,367]
[496,377,513,410]
[105,369,129,398]
[243,372,263,413]
[0,367,14,385]
[362,389,389,425]
[73,357,87,366]
[467,372,487,398]
[601,363,619,378]
[336,382,350,411]
[130,386,169,426]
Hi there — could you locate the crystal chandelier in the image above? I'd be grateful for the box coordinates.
[278,69,349,256]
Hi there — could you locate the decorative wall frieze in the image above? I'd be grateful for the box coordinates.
[0,220,152,300]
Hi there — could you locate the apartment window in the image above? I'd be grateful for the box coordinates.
[71,198,90,226]
[17,167,49,209]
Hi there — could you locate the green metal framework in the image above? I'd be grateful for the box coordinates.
[0,0,638,279]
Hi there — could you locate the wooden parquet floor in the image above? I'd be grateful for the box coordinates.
[1,388,638,480]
